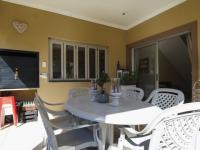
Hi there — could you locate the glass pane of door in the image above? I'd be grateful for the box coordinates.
[78,46,86,79]
[89,48,96,79]
[99,49,106,76]
[65,45,74,79]
[134,43,157,98]
[158,33,192,102]
[52,43,62,79]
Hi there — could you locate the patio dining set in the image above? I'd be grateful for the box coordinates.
[33,86,200,150]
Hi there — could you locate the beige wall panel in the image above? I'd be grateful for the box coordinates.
[0,2,126,104]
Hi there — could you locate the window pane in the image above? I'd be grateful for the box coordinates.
[52,43,62,79]
[66,45,74,79]
[99,49,105,75]
[78,47,85,78]
[89,48,96,78]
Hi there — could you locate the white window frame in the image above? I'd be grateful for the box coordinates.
[88,46,98,80]
[63,42,76,80]
[97,47,108,78]
[131,48,134,72]
[76,44,87,80]
[49,39,107,81]
[49,39,64,81]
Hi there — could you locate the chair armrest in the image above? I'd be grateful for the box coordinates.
[119,116,160,137]
[121,127,143,136]
[50,120,98,132]
[144,94,153,103]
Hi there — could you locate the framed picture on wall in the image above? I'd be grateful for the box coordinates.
[117,70,123,78]
[122,70,129,77]
[139,58,149,73]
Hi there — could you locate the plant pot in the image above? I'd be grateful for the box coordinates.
[96,92,109,103]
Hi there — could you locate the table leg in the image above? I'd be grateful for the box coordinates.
[96,124,115,150]
[96,123,107,150]
[107,124,114,145]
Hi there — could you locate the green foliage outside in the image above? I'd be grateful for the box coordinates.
[120,71,137,85]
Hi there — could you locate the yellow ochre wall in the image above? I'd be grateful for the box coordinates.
[1,0,200,107]
[126,0,200,75]
[0,1,126,106]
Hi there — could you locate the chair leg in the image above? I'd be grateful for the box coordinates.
[0,110,5,128]
[0,106,2,128]
[118,128,125,150]
[95,123,107,150]
[13,112,18,126]
[12,105,18,126]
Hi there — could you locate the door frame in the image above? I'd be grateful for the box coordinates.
[126,21,198,85]
[132,42,159,90]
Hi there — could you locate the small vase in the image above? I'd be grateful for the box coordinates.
[89,89,97,101]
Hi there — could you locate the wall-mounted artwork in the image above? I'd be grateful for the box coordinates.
[139,58,149,73]
[117,70,123,79]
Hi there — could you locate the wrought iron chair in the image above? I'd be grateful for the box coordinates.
[118,102,200,150]
[145,88,184,110]
[121,86,144,101]
[34,96,99,150]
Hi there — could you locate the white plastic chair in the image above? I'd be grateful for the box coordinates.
[35,93,96,131]
[121,86,144,101]
[35,93,73,120]
[118,102,200,150]
[34,96,99,150]
[145,88,184,110]
[68,88,98,124]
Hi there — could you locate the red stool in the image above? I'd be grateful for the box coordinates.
[0,96,18,128]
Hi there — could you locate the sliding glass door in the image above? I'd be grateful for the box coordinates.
[158,33,192,102]
[134,43,158,98]
[132,32,192,101]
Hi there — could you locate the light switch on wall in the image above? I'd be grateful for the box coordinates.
[40,72,48,79]
[42,61,47,68]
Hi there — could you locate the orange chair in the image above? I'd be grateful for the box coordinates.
[0,96,18,128]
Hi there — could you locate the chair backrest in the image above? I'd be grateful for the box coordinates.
[121,86,144,101]
[34,96,58,150]
[146,88,184,109]
[34,93,50,120]
[69,88,89,98]
[149,102,200,150]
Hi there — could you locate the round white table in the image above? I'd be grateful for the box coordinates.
[65,95,162,150]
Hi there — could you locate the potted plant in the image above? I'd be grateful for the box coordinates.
[96,71,110,103]
[120,71,137,85]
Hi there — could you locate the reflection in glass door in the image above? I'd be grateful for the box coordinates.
[158,33,192,102]
[134,43,158,98]
[133,33,192,101]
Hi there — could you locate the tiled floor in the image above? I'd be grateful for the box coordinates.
[0,119,45,150]
[0,117,120,150]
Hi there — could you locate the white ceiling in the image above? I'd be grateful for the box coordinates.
[3,0,186,30]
